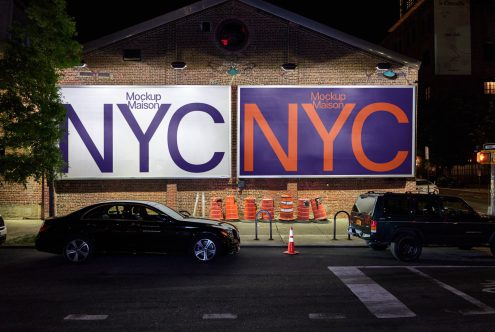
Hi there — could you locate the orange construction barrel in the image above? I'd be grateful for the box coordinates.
[225,195,239,221]
[279,194,295,221]
[260,197,274,221]
[209,197,223,220]
[243,197,256,221]
[297,198,310,222]
[311,197,327,221]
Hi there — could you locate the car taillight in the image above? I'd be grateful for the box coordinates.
[370,220,377,233]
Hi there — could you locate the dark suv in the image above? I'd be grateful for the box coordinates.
[348,192,495,261]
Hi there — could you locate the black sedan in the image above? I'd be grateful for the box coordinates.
[35,200,240,263]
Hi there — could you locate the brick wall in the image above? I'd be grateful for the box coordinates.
[0,178,43,218]
[1,0,418,219]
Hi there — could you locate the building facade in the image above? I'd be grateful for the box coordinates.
[383,0,495,180]
[0,0,419,219]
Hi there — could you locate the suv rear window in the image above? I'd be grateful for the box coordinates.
[352,195,377,214]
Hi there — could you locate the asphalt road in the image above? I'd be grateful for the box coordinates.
[1,247,495,331]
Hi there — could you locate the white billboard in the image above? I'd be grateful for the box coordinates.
[59,86,231,179]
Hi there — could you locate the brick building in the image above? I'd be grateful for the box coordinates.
[0,0,419,219]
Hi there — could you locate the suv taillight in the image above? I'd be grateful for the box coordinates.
[370,220,377,233]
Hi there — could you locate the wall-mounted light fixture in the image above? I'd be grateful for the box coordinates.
[281,63,297,71]
[376,62,391,70]
[382,70,398,79]
[375,62,397,79]
[171,61,187,69]
[227,65,239,76]
[75,60,87,68]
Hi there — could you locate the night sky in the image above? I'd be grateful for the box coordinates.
[66,0,400,45]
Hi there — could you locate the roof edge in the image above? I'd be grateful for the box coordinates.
[83,0,228,53]
[83,0,420,69]
[241,0,420,69]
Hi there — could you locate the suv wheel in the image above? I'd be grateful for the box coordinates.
[391,235,422,262]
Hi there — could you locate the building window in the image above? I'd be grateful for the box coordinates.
[216,19,249,51]
[200,22,211,32]
[484,42,495,62]
[484,82,495,94]
[425,86,431,100]
[123,49,141,61]
[422,50,430,66]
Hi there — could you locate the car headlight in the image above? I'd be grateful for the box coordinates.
[220,230,231,238]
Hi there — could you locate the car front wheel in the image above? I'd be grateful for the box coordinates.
[391,235,422,262]
[63,238,94,263]
[193,235,219,262]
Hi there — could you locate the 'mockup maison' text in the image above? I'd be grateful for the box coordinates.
[126,92,162,109]
[311,91,347,110]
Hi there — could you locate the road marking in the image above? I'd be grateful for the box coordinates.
[328,266,416,319]
[308,313,346,319]
[337,266,495,269]
[64,314,108,321]
[202,313,237,319]
[406,267,495,315]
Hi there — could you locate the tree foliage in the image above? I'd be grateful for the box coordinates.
[0,0,81,185]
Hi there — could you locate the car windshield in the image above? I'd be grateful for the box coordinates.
[147,202,186,219]
[416,180,431,185]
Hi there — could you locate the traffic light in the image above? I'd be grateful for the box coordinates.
[476,150,492,164]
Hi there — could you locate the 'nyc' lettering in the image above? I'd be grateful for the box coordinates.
[60,103,225,173]
[243,102,409,172]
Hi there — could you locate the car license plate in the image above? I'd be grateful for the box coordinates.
[355,219,361,226]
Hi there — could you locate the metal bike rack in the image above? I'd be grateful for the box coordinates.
[333,210,351,240]
[254,210,273,241]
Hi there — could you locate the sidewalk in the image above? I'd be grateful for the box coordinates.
[2,218,367,248]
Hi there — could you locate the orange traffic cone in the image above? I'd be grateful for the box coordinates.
[283,226,299,255]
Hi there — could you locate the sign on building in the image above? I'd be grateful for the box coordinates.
[434,0,471,75]
[238,86,415,178]
[60,86,231,179]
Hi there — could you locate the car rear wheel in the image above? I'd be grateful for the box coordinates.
[192,235,219,262]
[391,235,422,262]
[63,238,93,263]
